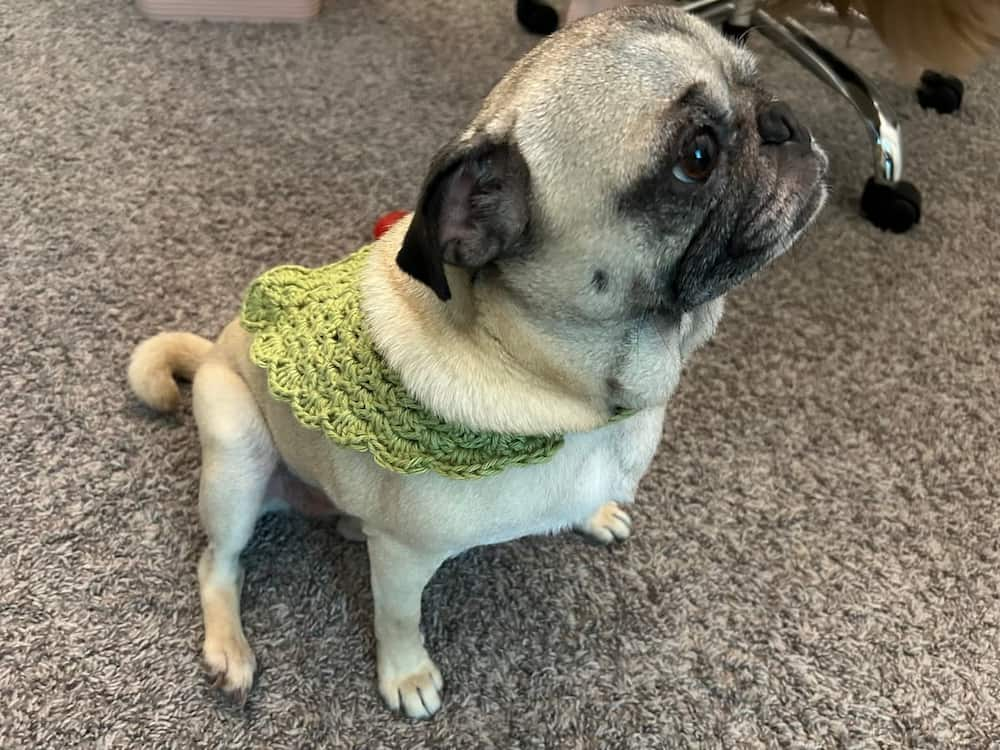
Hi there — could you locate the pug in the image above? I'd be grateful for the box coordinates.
[128,5,828,719]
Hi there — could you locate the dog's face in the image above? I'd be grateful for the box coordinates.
[398,5,828,324]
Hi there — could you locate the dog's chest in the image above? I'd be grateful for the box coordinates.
[410,405,666,550]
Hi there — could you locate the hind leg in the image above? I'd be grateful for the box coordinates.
[192,360,277,704]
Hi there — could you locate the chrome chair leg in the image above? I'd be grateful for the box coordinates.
[752,11,902,186]
[749,10,921,232]
[730,0,755,26]
[679,0,731,13]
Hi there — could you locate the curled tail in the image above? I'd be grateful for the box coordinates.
[128,332,213,413]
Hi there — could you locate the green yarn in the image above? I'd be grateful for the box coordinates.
[240,245,566,480]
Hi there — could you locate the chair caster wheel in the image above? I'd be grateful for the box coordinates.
[516,0,558,35]
[721,21,751,42]
[916,71,964,114]
[860,178,921,233]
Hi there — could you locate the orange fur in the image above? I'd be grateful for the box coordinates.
[774,0,1000,74]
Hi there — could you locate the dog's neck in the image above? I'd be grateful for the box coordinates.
[361,224,616,436]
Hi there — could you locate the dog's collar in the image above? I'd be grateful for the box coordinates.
[240,245,572,480]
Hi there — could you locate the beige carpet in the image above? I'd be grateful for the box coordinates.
[2,1,999,747]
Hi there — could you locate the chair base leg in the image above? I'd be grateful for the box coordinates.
[748,11,921,232]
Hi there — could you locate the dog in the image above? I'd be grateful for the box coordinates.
[128,5,828,719]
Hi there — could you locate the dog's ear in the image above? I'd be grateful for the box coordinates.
[396,136,532,301]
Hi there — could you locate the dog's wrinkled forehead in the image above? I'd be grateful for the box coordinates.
[468,7,757,196]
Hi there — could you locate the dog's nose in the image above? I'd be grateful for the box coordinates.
[757,101,810,146]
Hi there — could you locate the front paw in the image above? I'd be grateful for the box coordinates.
[378,648,444,719]
[575,501,633,545]
[203,631,257,705]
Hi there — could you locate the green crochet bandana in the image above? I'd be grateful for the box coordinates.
[240,245,565,480]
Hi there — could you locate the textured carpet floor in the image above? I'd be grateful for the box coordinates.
[2,1,1000,747]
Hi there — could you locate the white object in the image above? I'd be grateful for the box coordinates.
[137,0,321,22]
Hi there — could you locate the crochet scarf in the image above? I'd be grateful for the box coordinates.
[240,246,565,480]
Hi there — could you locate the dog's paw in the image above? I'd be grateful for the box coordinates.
[575,501,632,545]
[203,632,257,705]
[378,654,444,720]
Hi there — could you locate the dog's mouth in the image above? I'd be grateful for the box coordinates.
[735,142,829,257]
[667,141,829,312]
[788,143,830,233]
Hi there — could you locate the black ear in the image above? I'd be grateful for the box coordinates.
[396,136,531,301]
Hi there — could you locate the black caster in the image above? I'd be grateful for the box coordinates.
[860,177,921,233]
[916,70,964,114]
[721,21,752,43]
[516,0,559,35]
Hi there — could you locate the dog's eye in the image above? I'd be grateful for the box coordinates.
[673,130,718,184]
